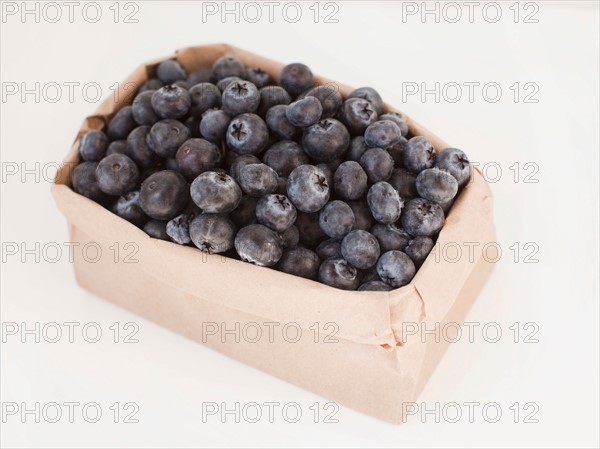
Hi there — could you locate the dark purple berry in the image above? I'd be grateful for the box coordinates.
[156,59,187,85]
[176,138,221,181]
[212,56,246,81]
[359,147,394,182]
[147,119,191,158]
[302,119,350,162]
[262,140,309,177]
[277,247,320,280]
[258,86,291,116]
[280,225,300,248]
[151,85,191,119]
[334,161,368,201]
[405,236,434,267]
[318,258,360,290]
[190,171,242,213]
[238,163,279,197]
[108,106,136,140]
[358,280,392,292]
[347,136,369,162]
[96,154,139,196]
[376,251,415,288]
[189,82,222,115]
[285,96,322,127]
[200,108,231,143]
[106,140,127,155]
[222,81,260,116]
[348,86,384,115]
[340,98,378,134]
[301,84,342,118]
[71,162,110,203]
[416,167,458,203]
[190,213,236,254]
[403,136,436,173]
[226,113,269,155]
[266,105,300,140]
[401,198,445,237]
[280,63,313,96]
[364,120,402,149]
[79,130,108,162]
[132,90,159,126]
[245,67,273,88]
[389,168,417,199]
[126,126,159,169]
[295,211,326,247]
[143,219,169,240]
[139,170,189,220]
[166,212,195,245]
[348,201,375,231]
[316,239,342,260]
[113,190,148,227]
[379,112,408,137]
[435,148,471,187]
[370,223,411,253]
[235,224,283,267]
[255,194,297,232]
[287,165,330,213]
[319,201,355,239]
[341,229,380,270]
[367,182,403,224]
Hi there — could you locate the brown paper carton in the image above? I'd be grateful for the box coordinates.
[52,44,496,424]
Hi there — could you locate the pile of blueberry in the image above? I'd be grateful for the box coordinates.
[71,56,471,291]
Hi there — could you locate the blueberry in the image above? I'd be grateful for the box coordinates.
[285,96,322,127]
[403,136,436,173]
[316,239,342,260]
[245,67,272,88]
[132,90,159,126]
[96,154,140,196]
[239,163,279,197]
[281,225,300,248]
[112,190,148,227]
[230,195,258,228]
[151,85,191,119]
[302,119,350,162]
[262,140,309,177]
[401,198,445,237]
[319,200,355,239]
[126,126,159,169]
[348,200,375,230]
[348,87,384,115]
[190,213,236,254]
[389,168,417,199]
[340,98,378,134]
[200,108,231,142]
[367,181,403,224]
[143,219,170,240]
[301,84,343,118]
[364,120,402,148]
[166,212,196,245]
[258,86,291,116]
[79,130,108,162]
[287,165,330,213]
[295,211,326,247]
[266,105,299,140]
[405,236,434,267]
[376,250,415,288]
[235,224,283,267]
[190,171,242,213]
[222,81,260,116]
[212,56,246,81]
[318,258,360,290]
[358,280,392,292]
[175,138,221,181]
[280,63,313,96]
[189,82,222,115]
[107,106,136,140]
[360,267,381,284]
[435,147,471,187]
[71,162,110,203]
[216,76,244,92]
[255,194,297,232]
[146,119,191,158]
[139,170,189,220]
[226,113,269,155]
[156,59,187,85]
[187,67,212,85]
[347,136,369,161]
[370,223,411,252]
[334,161,368,201]
[359,147,394,182]
[379,112,409,137]
[386,137,407,167]
[416,167,458,203]
[138,78,163,93]
[277,247,320,280]
[341,229,380,270]
[229,154,261,183]
[106,141,127,156]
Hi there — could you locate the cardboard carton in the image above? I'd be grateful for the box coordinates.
[52,44,496,424]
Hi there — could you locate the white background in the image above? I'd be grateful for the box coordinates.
[1,1,599,447]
